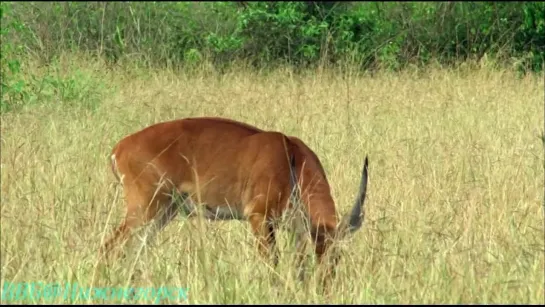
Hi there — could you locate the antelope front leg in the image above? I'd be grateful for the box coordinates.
[249,213,278,267]
[311,227,338,291]
[293,231,309,282]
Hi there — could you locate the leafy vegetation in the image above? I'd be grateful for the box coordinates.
[2,2,543,69]
[2,2,543,111]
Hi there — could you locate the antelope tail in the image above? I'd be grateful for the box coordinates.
[110,153,121,182]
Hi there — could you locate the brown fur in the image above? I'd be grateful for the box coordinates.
[100,116,369,286]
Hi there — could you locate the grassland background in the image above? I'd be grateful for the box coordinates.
[0,53,543,304]
[1,1,544,304]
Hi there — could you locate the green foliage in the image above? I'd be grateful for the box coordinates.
[1,1,544,112]
[515,1,545,71]
[30,69,108,111]
[1,63,109,113]
[234,2,330,66]
[1,2,30,112]
[1,2,109,113]
[4,1,543,72]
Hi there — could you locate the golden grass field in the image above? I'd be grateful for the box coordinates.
[1,55,544,304]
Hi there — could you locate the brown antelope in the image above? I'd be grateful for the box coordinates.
[100,117,368,284]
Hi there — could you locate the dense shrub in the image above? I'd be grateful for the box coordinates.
[2,2,543,70]
[1,1,543,111]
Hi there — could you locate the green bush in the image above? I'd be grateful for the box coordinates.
[1,2,543,78]
[1,2,30,112]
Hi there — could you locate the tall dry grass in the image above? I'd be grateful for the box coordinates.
[1,55,543,304]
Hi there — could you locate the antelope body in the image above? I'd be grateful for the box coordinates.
[101,117,369,283]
